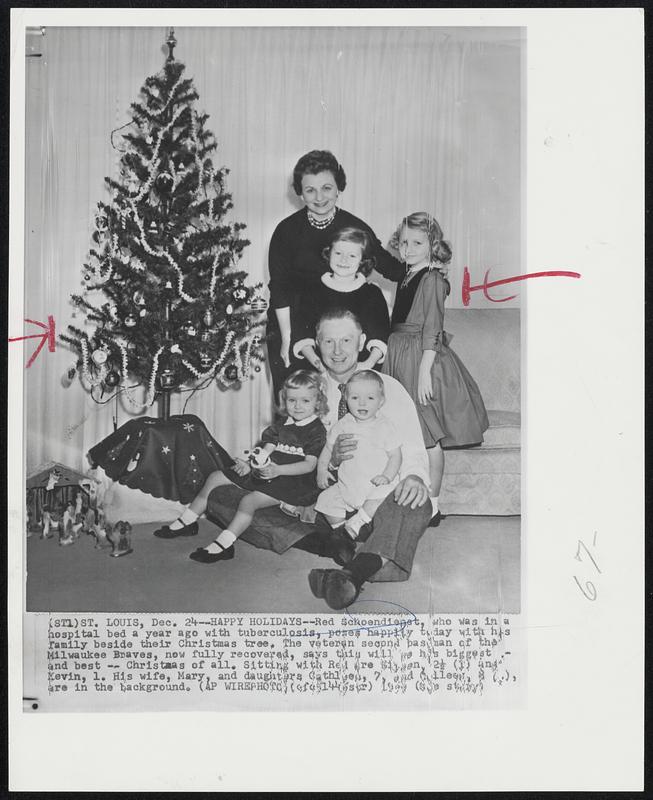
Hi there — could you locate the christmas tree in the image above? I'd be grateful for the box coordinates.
[61,30,266,417]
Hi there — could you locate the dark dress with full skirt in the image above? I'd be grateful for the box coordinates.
[383,268,489,448]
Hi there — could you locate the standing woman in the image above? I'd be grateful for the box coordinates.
[267,150,403,396]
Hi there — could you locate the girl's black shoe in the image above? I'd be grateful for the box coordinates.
[154,520,198,539]
[189,544,235,563]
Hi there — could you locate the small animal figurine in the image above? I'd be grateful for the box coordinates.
[106,520,133,558]
[45,469,62,492]
[59,502,77,546]
[41,506,60,539]
[80,508,109,549]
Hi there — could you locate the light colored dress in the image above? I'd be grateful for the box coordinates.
[315,412,400,517]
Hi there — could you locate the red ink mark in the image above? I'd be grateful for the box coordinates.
[8,315,56,367]
[462,267,581,306]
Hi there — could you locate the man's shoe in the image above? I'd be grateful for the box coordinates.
[154,521,198,539]
[189,544,234,563]
[324,570,360,610]
[308,569,330,599]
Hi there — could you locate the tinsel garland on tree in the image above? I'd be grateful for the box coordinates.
[60,30,267,409]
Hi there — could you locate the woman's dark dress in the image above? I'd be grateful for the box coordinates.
[267,207,402,394]
[383,268,489,448]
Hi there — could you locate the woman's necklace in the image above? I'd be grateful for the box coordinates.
[307,206,338,230]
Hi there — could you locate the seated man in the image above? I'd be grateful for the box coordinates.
[297,308,433,610]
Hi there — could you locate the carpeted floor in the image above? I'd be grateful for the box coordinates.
[26,515,520,614]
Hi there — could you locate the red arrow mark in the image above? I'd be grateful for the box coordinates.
[462,268,581,306]
[8,315,56,367]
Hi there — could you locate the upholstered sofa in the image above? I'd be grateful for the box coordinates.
[439,308,520,516]
[206,307,520,554]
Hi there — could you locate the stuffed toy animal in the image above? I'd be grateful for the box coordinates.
[244,446,271,470]
[243,447,273,481]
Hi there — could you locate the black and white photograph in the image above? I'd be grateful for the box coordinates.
[8,6,643,793]
[22,24,522,615]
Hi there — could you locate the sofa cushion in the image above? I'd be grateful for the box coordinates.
[481,409,521,448]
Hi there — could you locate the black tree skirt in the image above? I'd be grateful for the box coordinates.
[88,414,234,504]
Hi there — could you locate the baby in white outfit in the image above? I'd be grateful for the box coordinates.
[316,370,402,540]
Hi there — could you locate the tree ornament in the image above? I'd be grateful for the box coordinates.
[121,253,131,265]
[133,290,145,305]
[148,220,158,234]
[91,348,108,365]
[200,330,211,342]
[254,365,262,372]
[170,344,182,354]
[202,310,214,327]
[199,353,212,369]
[155,171,174,195]
[226,304,234,315]
[104,370,121,388]
[83,272,92,282]
[186,324,197,337]
[61,363,78,389]
[139,308,147,318]
[249,291,268,313]
[124,314,137,328]
[157,368,177,389]
[232,287,247,302]
[224,364,238,381]
[95,212,108,231]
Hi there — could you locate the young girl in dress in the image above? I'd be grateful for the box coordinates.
[383,212,489,525]
[153,370,328,563]
[294,227,390,373]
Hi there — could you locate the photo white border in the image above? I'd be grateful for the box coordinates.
[9,7,644,792]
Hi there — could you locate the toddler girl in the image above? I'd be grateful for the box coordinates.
[293,227,391,372]
[383,212,489,524]
[315,370,402,541]
[153,370,328,563]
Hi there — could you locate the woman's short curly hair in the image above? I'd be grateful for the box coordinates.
[321,226,376,277]
[292,150,347,195]
[278,369,329,419]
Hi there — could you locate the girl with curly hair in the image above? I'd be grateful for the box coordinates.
[383,212,489,525]
[153,370,328,563]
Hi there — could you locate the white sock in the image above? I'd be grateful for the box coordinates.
[170,509,199,530]
[430,496,439,516]
[205,529,236,554]
[345,508,372,539]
